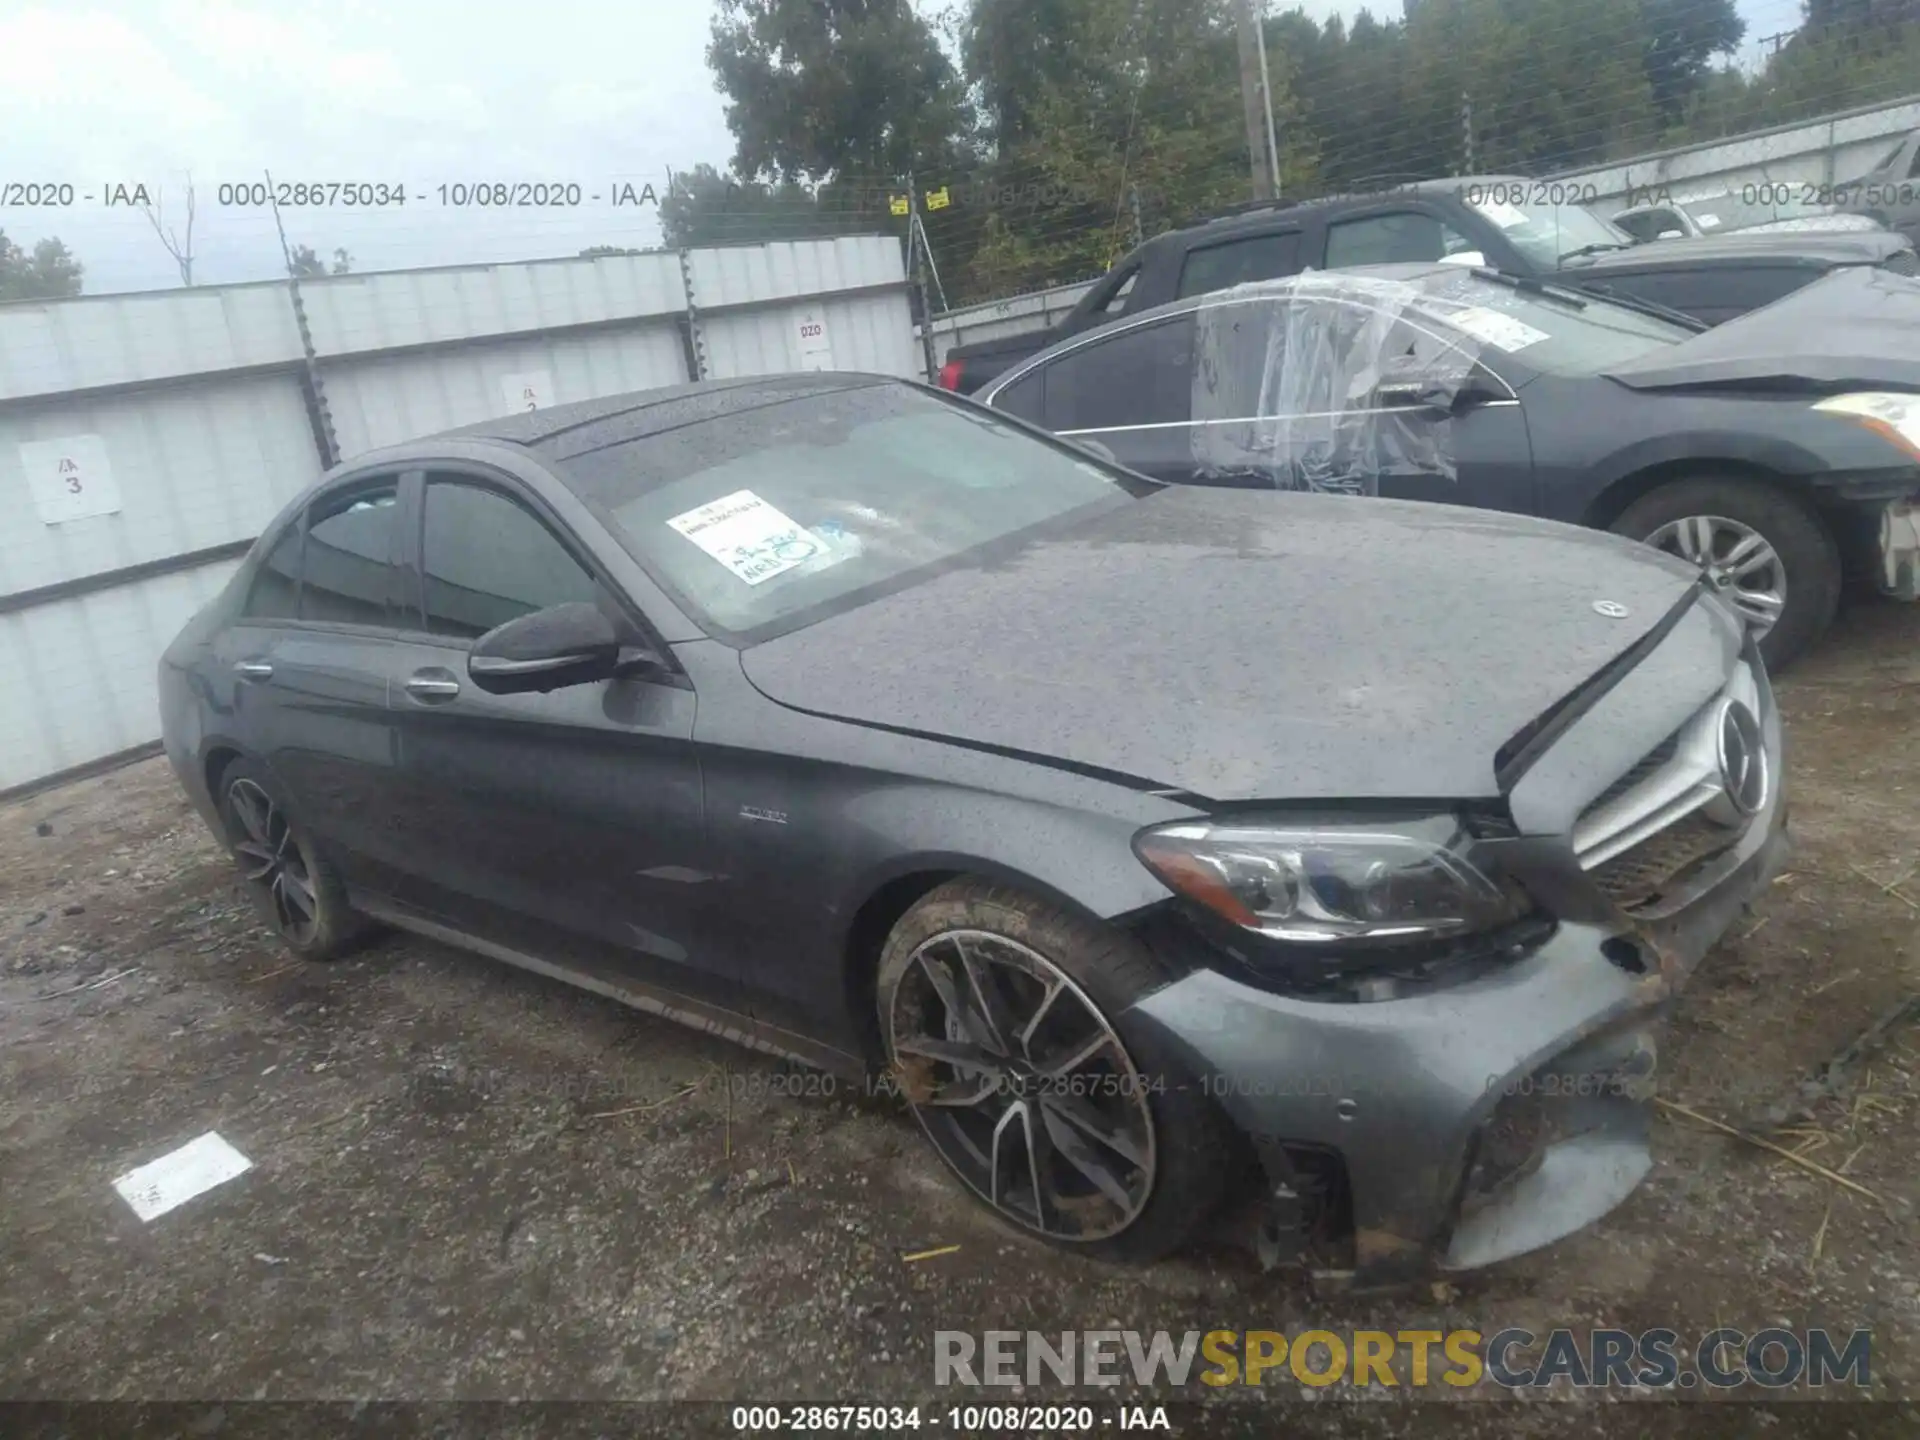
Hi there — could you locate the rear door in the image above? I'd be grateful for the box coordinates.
[213,473,408,897]
[379,468,727,1010]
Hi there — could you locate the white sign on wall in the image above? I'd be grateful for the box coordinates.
[19,435,122,525]
[793,309,834,371]
[499,370,554,414]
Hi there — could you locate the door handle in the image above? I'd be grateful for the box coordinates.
[234,660,274,681]
[404,671,461,702]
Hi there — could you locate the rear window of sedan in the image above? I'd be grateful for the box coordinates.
[556,384,1147,641]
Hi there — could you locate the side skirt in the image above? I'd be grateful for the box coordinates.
[355,897,867,1080]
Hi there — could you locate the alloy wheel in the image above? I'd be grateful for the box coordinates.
[1644,513,1786,635]
[226,778,320,945]
[886,929,1156,1242]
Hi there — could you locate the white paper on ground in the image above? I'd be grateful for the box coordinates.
[666,489,828,586]
[112,1131,253,1222]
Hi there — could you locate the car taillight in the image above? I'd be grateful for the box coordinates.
[937,359,964,391]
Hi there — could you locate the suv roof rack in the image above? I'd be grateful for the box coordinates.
[1207,196,1303,221]
[1198,172,1446,227]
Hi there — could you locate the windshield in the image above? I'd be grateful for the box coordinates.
[1679,192,1834,231]
[557,385,1141,640]
[1410,270,1696,375]
[1464,193,1632,265]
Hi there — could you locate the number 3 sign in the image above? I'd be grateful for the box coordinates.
[19,435,122,524]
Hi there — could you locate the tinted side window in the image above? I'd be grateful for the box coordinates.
[1326,211,1472,267]
[1612,212,1662,244]
[1177,231,1303,297]
[420,479,600,640]
[995,370,1046,423]
[243,526,302,621]
[1041,316,1196,432]
[301,484,399,626]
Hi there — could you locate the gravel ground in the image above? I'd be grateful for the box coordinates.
[3,603,1919,1437]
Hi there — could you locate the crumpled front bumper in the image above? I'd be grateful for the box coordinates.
[1129,800,1784,1288]
[1125,596,1787,1289]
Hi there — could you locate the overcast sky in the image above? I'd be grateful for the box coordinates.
[1,0,1809,294]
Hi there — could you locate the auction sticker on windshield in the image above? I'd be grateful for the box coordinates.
[669,489,827,585]
[1472,198,1529,229]
[1447,306,1549,353]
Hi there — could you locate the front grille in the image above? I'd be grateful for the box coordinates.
[1584,731,1679,816]
[1587,810,1740,913]
[1572,659,1770,915]
[1884,249,1919,277]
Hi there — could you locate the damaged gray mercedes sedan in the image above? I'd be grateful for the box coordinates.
[158,375,1787,1287]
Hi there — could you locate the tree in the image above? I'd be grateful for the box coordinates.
[956,0,1315,298]
[658,163,865,247]
[0,231,84,301]
[141,175,197,286]
[707,0,976,182]
[1639,0,1745,126]
[288,244,353,277]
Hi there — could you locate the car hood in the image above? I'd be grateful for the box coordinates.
[739,488,1699,802]
[1567,227,1909,270]
[1604,264,1920,392]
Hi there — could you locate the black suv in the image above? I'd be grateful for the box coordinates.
[939,174,1918,393]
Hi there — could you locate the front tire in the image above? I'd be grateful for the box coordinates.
[1609,475,1840,670]
[218,759,367,961]
[876,878,1233,1261]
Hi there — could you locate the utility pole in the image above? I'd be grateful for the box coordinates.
[1233,0,1275,202]
[907,171,940,383]
[1461,91,1477,173]
[1254,2,1283,197]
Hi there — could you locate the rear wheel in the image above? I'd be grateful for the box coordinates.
[876,878,1233,1261]
[1609,476,1840,670]
[218,760,367,961]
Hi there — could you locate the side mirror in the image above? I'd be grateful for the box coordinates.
[468,601,623,695]
[1071,436,1120,464]
[1369,375,1465,414]
[1371,369,1506,416]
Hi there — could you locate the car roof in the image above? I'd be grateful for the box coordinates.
[1152,175,1524,245]
[427,372,898,460]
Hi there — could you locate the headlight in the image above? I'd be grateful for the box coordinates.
[1813,392,1920,461]
[1133,814,1526,945]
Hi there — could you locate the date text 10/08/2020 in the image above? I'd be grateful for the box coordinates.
[729,1071,1170,1103]
[728,1070,1653,1104]
[207,181,667,208]
[730,1406,1173,1432]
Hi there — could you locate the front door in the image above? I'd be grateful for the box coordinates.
[382,471,725,1010]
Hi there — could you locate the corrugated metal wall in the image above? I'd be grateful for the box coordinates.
[0,377,324,596]
[0,562,241,792]
[323,328,690,458]
[0,237,915,795]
